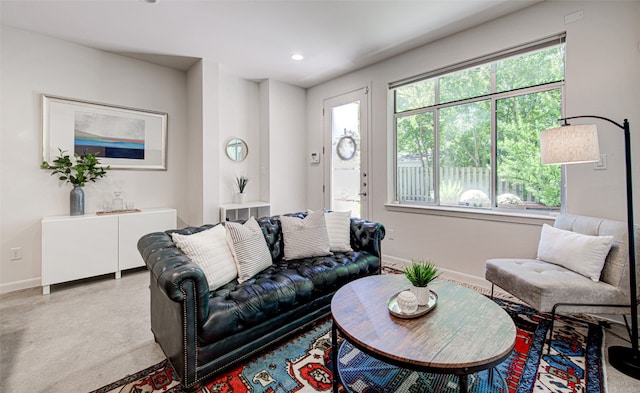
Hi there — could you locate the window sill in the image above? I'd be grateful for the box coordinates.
[384,202,557,226]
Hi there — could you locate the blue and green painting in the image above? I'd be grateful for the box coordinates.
[74,111,145,159]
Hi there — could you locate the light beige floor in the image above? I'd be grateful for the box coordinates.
[1,268,638,393]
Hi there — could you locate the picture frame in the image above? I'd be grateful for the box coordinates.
[42,95,168,170]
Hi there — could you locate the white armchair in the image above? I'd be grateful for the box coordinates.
[486,214,638,333]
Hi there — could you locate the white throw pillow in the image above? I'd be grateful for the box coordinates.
[316,210,352,252]
[280,210,332,260]
[537,223,613,282]
[171,224,238,291]
[225,217,273,283]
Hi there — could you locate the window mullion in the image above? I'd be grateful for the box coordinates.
[490,98,497,209]
[490,63,497,209]
[434,109,440,205]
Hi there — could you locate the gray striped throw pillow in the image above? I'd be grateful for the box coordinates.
[280,210,332,260]
[225,217,273,283]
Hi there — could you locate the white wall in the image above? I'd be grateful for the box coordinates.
[185,61,205,226]
[0,26,189,291]
[200,60,221,225]
[0,26,301,292]
[262,80,307,215]
[306,1,640,280]
[219,74,261,204]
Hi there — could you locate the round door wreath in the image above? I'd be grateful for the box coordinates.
[336,135,357,161]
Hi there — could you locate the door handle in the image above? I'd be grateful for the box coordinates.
[358,192,368,196]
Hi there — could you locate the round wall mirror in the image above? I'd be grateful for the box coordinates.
[225,138,248,161]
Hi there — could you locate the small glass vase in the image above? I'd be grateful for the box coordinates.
[70,186,85,216]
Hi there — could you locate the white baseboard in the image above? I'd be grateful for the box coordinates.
[0,277,41,295]
[382,254,510,296]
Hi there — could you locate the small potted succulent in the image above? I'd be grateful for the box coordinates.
[42,148,109,215]
[404,259,440,305]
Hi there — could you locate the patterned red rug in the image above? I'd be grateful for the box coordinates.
[90,298,604,393]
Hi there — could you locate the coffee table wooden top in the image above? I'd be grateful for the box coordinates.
[331,274,516,374]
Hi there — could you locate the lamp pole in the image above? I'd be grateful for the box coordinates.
[561,116,638,378]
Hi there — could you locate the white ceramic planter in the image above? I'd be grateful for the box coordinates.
[411,285,430,306]
[233,193,247,204]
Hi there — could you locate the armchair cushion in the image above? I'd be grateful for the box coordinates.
[537,223,613,282]
[486,258,626,313]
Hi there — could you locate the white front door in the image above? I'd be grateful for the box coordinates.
[323,87,369,219]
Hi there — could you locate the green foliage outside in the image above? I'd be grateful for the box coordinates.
[497,90,562,207]
[395,46,564,208]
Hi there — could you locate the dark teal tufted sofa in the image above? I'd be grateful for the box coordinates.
[137,212,385,391]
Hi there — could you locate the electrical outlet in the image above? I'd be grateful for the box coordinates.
[387,229,395,240]
[10,247,22,260]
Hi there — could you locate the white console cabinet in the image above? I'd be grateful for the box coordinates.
[41,208,176,295]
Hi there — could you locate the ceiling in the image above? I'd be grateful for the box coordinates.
[1,0,540,88]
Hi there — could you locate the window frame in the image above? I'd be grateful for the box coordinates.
[390,37,566,216]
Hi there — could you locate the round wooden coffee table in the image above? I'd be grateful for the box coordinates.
[330,274,516,393]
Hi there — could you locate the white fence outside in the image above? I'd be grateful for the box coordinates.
[397,162,536,204]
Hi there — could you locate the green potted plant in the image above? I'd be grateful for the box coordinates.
[42,148,109,216]
[404,259,440,305]
[234,175,249,203]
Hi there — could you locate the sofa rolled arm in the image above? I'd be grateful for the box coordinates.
[138,231,211,324]
[350,218,386,258]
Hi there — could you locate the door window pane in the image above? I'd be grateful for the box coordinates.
[331,102,361,216]
[396,112,434,203]
[439,101,491,207]
[496,89,562,210]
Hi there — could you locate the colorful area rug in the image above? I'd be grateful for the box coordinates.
[90,298,605,393]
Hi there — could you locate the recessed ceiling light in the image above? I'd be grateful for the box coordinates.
[291,53,304,61]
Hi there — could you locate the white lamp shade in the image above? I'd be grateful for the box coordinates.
[539,124,600,165]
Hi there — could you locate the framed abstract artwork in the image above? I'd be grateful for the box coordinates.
[42,95,168,170]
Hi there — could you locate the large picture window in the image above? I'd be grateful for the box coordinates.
[392,36,565,212]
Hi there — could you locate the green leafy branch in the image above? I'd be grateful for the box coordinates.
[41,148,109,187]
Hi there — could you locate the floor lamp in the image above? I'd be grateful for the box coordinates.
[540,115,639,379]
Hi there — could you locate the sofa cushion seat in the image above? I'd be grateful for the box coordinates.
[199,250,377,342]
[486,258,627,313]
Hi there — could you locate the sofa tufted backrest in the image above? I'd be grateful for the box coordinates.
[257,216,285,262]
[554,214,638,296]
